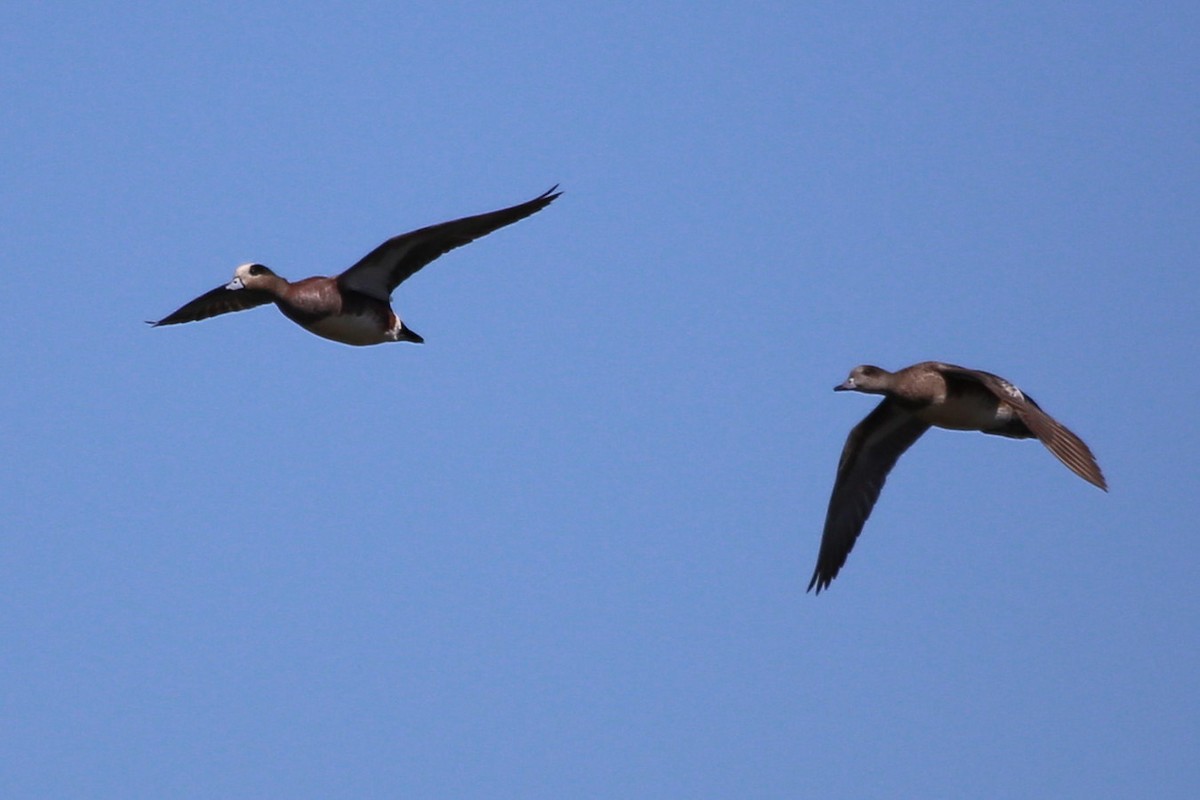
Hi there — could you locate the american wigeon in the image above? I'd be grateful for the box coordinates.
[809,361,1107,594]
[150,186,561,346]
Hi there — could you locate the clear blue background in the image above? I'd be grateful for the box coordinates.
[3,3,1197,797]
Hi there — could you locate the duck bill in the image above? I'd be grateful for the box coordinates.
[226,277,245,291]
[834,379,854,391]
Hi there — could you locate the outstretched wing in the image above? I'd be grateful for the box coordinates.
[337,186,562,302]
[809,399,930,594]
[938,365,1107,491]
[149,285,274,327]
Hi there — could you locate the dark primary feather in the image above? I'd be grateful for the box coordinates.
[809,399,930,594]
[1009,400,1107,490]
[338,186,562,302]
[149,285,274,326]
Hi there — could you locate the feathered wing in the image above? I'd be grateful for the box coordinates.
[150,285,275,326]
[939,366,1107,491]
[337,186,562,302]
[809,400,930,594]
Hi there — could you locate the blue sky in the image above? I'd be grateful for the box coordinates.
[2,2,1197,797]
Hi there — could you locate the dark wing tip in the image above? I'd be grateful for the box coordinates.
[1074,449,1108,492]
[150,308,199,327]
[147,286,275,328]
[807,569,830,595]
[1021,406,1109,493]
[523,185,562,210]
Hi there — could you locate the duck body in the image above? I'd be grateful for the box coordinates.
[269,274,420,346]
[878,364,1027,433]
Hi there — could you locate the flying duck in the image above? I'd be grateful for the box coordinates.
[150,186,561,346]
[810,361,1107,593]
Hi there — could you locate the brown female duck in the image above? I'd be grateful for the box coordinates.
[810,361,1107,593]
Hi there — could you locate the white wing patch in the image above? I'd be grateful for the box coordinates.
[996,378,1025,401]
